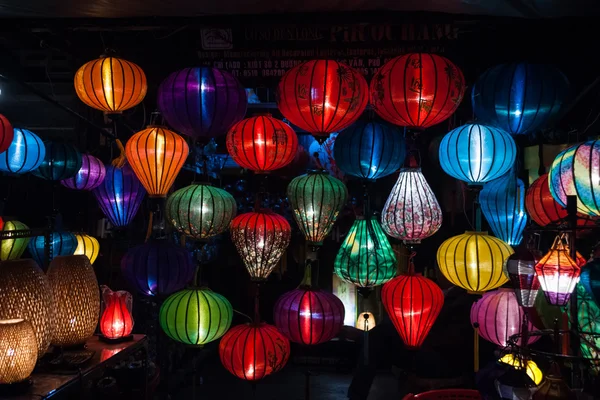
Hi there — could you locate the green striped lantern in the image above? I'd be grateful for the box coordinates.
[0,221,30,261]
[159,287,233,346]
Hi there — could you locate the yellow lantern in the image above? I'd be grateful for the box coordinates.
[0,319,37,384]
[74,234,100,264]
[499,354,544,385]
[355,312,376,331]
[437,231,513,294]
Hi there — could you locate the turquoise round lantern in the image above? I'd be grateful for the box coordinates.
[32,142,82,181]
[27,231,78,267]
[0,128,45,174]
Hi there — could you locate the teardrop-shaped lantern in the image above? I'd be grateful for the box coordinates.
[32,141,82,181]
[28,231,78,267]
[60,154,106,191]
[0,114,13,154]
[504,245,540,308]
[74,234,100,264]
[0,128,45,174]
[0,220,30,260]
[100,286,134,340]
[535,236,581,306]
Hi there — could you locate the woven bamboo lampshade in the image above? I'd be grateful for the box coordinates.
[74,234,100,264]
[47,255,100,347]
[0,259,54,358]
[0,319,37,384]
[0,220,30,260]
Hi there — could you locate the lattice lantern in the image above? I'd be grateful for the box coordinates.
[32,141,82,181]
[0,220,30,260]
[0,128,45,174]
[504,245,541,308]
[61,154,106,191]
[0,319,37,384]
[535,236,581,306]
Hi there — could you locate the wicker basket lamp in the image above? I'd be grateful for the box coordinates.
[0,319,37,384]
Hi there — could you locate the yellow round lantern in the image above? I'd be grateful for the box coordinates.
[355,312,376,331]
[499,354,543,385]
[437,231,513,294]
[0,319,37,384]
[74,234,100,264]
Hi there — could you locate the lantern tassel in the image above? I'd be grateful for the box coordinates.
[111,139,127,169]
[145,212,153,242]
[474,323,480,372]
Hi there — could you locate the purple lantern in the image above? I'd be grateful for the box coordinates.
[61,154,106,191]
[157,67,247,140]
[93,163,146,227]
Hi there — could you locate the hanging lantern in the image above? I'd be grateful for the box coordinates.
[498,354,544,385]
[226,114,298,173]
[0,128,45,174]
[526,173,567,227]
[60,154,106,191]
[47,255,100,347]
[93,163,146,227]
[28,231,78,267]
[439,123,517,185]
[0,114,13,154]
[0,319,37,384]
[370,53,465,130]
[0,220,30,260]
[32,141,82,181]
[286,170,347,246]
[308,132,344,179]
[472,63,569,136]
[74,55,147,113]
[381,167,443,243]
[277,60,368,143]
[219,323,290,381]
[334,217,397,287]
[333,121,406,180]
[355,312,376,331]
[535,236,581,306]
[166,184,237,240]
[504,245,540,308]
[74,234,100,264]
[159,287,233,346]
[157,67,247,140]
[100,286,134,340]
[125,125,189,197]
[230,210,291,281]
[581,258,600,305]
[569,284,600,374]
[437,231,513,294]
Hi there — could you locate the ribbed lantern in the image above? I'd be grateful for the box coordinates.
[498,354,544,386]
[74,55,147,113]
[28,231,78,267]
[581,258,600,305]
[0,114,14,154]
[381,167,443,243]
[0,220,30,260]
[219,323,290,381]
[526,173,567,226]
[287,170,347,246]
[99,286,134,340]
[370,53,465,130]
[125,125,189,197]
[32,141,82,181]
[60,154,106,191]
[226,114,298,173]
[230,210,291,281]
[535,236,581,306]
[570,284,600,375]
[333,121,406,180]
[437,231,513,294]
[0,319,37,384]
[504,245,540,308]
[93,163,146,227]
[74,234,100,264]
[0,128,45,174]
[277,60,368,143]
[157,67,247,139]
[334,217,397,287]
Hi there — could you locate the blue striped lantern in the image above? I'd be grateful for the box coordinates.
[0,128,45,174]
[27,231,78,267]
[32,141,82,181]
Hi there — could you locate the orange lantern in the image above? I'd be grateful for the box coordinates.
[99,286,134,341]
[535,236,581,306]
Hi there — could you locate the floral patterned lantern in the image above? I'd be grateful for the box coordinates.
[60,154,106,191]
[504,245,540,308]
[99,286,134,340]
[535,236,581,306]
[0,128,45,174]
[32,141,82,181]
[0,220,30,260]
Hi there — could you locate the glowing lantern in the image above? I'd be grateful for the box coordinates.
[370,53,465,130]
[28,231,77,267]
[32,141,82,181]
[567,285,600,374]
[499,354,544,385]
[504,245,540,308]
[581,258,600,304]
[0,114,13,154]
[100,286,134,340]
[0,319,37,384]
[437,231,513,294]
[355,312,376,331]
[334,217,397,287]
[535,236,581,306]
[74,234,100,264]
[308,133,344,179]
[277,60,368,143]
[60,154,106,191]
[226,114,298,173]
[219,323,290,381]
[125,125,189,197]
[287,170,347,246]
[0,128,45,174]
[0,220,30,260]
[74,55,147,113]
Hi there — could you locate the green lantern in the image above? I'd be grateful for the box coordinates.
[166,184,237,240]
[159,287,233,346]
[0,221,30,261]
[287,170,347,246]
[569,284,600,374]
[334,217,397,287]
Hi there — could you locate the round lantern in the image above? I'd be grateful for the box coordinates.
[74,234,100,264]
[230,210,291,281]
[47,255,100,347]
[93,163,146,227]
[535,236,581,306]
[0,128,45,174]
[226,114,298,173]
[159,287,233,346]
[334,217,397,287]
[32,141,82,181]
[437,231,513,294]
[472,63,569,136]
[100,286,134,340]
[0,319,37,384]
[28,231,77,267]
[121,239,194,297]
[439,124,517,186]
[580,258,600,305]
[0,259,54,358]
[370,53,465,130]
[60,153,106,191]
[157,67,247,139]
[0,114,14,154]
[286,170,347,246]
[74,55,147,113]
[381,167,443,243]
[355,312,376,331]
[219,323,290,381]
[526,173,568,226]
[125,125,189,197]
[333,121,406,180]
[504,245,540,308]
[277,60,368,143]
[0,220,30,260]
[166,184,237,240]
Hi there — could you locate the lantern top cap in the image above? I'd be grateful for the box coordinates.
[464,230,489,235]
[306,169,328,175]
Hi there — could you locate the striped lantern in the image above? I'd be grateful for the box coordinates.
[61,154,106,191]
[535,236,581,306]
[504,245,540,308]
[0,128,45,174]
[28,231,78,267]
[0,114,13,154]
[32,141,82,181]
[74,234,100,264]
[0,220,30,261]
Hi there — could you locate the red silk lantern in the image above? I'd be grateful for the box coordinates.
[100,286,134,340]
[370,53,465,130]
[277,60,368,143]
[535,236,581,306]
[226,114,298,173]
[0,114,14,154]
[219,323,290,381]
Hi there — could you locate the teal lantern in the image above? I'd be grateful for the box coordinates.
[0,128,45,174]
[32,142,82,180]
[27,232,77,267]
[581,258,600,306]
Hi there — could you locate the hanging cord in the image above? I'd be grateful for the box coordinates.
[407,250,417,275]
[473,322,480,373]
[363,313,370,366]
[110,118,126,168]
[253,283,261,324]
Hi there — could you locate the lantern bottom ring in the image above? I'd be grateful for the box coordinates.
[402,239,422,245]
[0,377,33,396]
[99,334,134,344]
[466,290,484,295]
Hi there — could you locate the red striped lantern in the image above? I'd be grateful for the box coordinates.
[0,114,13,154]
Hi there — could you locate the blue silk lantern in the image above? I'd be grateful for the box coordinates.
[0,128,45,174]
[580,258,600,305]
[439,123,516,186]
[32,141,82,181]
[27,231,77,266]
[472,63,569,135]
[333,121,405,180]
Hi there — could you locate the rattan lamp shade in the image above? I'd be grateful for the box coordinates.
[47,255,100,347]
[0,319,37,384]
[0,220,30,260]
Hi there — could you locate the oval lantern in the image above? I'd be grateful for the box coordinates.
[157,67,247,139]
[32,141,82,181]
[28,231,78,267]
[0,319,37,384]
[333,121,406,180]
[439,124,517,186]
[219,323,290,381]
[159,287,233,346]
[0,114,14,154]
[535,236,581,306]
[437,231,513,294]
[0,128,45,174]
[472,63,569,136]
[277,60,368,143]
[74,234,100,264]
[504,245,540,308]
[0,220,30,260]
[60,154,106,191]
[74,55,147,113]
[580,258,600,305]
[370,53,465,130]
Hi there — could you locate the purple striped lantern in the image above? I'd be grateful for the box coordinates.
[61,154,106,191]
